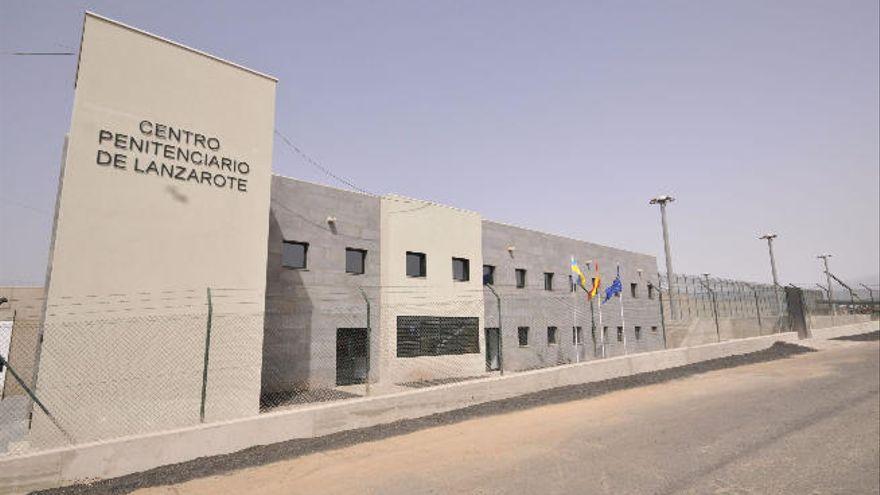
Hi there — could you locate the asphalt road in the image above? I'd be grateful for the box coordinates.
[126,336,879,495]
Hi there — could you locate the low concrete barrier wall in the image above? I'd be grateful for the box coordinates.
[2,322,875,494]
[808,314,872,331]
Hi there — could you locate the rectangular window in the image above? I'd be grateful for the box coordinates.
[282,240,308,269]
[603,326,609,342]
[569,275,576,292]
[515,269,527,288]
[617,326,624,342]
[651,326,658,333]
[483,265,495,285]
[544,272,554,291]
[396,316,479,357]
[452,257,470,282]
[573,326,583,345]
[518,326,529,347]
[635,326,642,340]
[406,251,426,278]
[630,283,638,298]
[345,248,366,275]
[547,326,557,345]
[648,284,655,300]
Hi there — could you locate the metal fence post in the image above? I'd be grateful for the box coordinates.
[485,283,504,375]
[199,287,212,423]
[358,287,371,396]
[753,286,763,333]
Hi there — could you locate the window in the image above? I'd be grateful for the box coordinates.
[518,327,529,347]
[648,284,655,300]
[569,275,576,292]
[483,265,495,285]
[617,326,624,342]
[515,269,527,288]
[635,326,642,341]
[547,326,557,345]
[452,257,470,282]
[406,252,426,278]
[544,272,554,291]
[630,283,638,298]
[603,326,609,342]
[345,248,366,275]
[396,316,479,357]
[573,326,583,345]
[651,326,658,333]
[282,240,308,269]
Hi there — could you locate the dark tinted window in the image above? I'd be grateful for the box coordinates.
[483,265,495,285]
[406,252,426,277]
[547,326,557,345]
[452,258,470,281]
[544,273,554,291]
[518,326,529,346]
[635,326,642,340]
[515,269,526,288]
[617,326,624,342]
[345,248,366,275]
[630,283,638,298]
[648,284,655,300]
[282,241,308,269]
[396,316,479,357]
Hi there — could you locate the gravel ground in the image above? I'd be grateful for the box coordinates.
[832,329,879,341]
[35,341,815,495]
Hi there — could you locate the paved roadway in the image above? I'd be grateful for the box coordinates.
[135,337,879,495]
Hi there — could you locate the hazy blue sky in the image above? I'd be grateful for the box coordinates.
[1,0,878,288]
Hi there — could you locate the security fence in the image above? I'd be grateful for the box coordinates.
[0,277,848,459]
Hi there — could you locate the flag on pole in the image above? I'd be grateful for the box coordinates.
[571,257,587,290]
[603,265,623,303]
[588,261,602,300]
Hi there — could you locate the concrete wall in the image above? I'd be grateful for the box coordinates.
[808,314,872,331]
[481,221,664,371]
[262,176,381,393]
[18,322,880,495]
[380,195,486,383]
[665,315,790,348]
[31,13,276,446]
[0,287,44,399]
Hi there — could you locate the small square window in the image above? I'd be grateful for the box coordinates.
[547,326,557,345]
[617,326,624,342]
[483,265,495,285]
[515,269,527,288]
[282,240,308,269]
[452,257,470,282]
[406,252,426,278]
[518,326,529,347]
[648,284,655,300]
[635,326,642,340]
[630,283,638,298]
[544,272,554,291]
[345,248,366,275]
[651,326,658,333]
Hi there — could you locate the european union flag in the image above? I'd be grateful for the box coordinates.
[603,266,623,303]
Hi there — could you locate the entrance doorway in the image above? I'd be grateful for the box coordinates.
[485,327,500,371]
[336,328,368,386]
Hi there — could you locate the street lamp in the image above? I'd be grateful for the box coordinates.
[758,233,779,286]
[650,195,676,317]
[817,254,836,316]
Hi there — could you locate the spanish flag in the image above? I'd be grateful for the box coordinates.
[588,262,601,300]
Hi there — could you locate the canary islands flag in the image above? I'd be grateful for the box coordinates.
[571,257,587,290]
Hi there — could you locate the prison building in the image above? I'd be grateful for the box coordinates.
[261,176,664,395]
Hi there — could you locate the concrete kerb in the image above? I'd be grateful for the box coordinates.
[2,323,876,494]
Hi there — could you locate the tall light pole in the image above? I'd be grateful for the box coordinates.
[817,254,836,316]
[859,283,874,306]
[650,195,676,317]
[758,233,779,286]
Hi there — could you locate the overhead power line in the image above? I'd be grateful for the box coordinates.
[274,129,372,195]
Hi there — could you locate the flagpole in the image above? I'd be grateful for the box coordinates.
[571,255,579,364]
[597,279,605,359]
[618,263,628,355]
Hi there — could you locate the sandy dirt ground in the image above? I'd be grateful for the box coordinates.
[129,338,879,495]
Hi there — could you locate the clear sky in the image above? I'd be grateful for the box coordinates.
[1,0,878,289]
